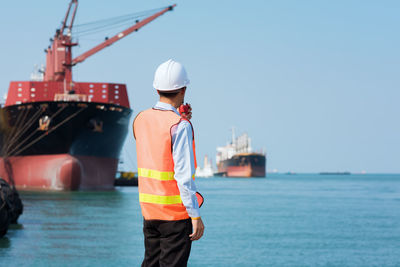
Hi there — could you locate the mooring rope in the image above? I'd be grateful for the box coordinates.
[6,104,68,157]
[1,107,29,155]
[4,107,44,156]
[9,106,87,157]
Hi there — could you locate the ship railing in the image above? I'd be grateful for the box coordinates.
[54,93,87,102]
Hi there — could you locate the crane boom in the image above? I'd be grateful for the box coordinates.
[44,1,176,86]
[72,5,176,65]
[60,0,78,34]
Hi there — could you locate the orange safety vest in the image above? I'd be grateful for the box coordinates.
[133,108,198,221]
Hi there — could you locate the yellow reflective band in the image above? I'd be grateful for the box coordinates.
[138,168,175,181]
[139,193,182,205]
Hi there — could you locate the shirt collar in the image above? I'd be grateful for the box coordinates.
[154,101,180,116]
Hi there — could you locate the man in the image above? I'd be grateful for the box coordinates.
[133,59,205,267]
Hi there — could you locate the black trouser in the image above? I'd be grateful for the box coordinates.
[142,218,192,267]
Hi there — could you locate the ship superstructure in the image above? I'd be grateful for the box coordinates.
[0,1,176,190]
[216,129,266,177]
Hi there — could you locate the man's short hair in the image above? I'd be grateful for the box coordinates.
[157,87,186,98]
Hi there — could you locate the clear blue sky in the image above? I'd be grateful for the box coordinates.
[1,0,399,173]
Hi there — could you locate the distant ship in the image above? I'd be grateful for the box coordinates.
[319,172,351,175]
[216,129,266,177]
[195,155,214,178]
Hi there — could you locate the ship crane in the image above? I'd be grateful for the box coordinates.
[44,0,176,90]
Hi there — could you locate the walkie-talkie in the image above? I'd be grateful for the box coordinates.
[179,103,191,119]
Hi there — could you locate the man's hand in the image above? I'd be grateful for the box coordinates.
[190,217,204,241]
[184,105,192,120]
[179,103,192,120]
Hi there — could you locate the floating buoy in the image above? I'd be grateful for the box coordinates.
[0,178,23,237]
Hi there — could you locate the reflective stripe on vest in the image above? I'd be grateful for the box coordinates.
[133,108,197,221]
[138,168,195,181]
[139,193,182,205]
[138,168,175,181]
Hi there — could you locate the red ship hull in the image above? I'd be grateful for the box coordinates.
[0,154,118,191]
[224,165,266,178]
[217,153,266,178]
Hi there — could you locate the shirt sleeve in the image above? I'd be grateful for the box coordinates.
[171,120,201,218]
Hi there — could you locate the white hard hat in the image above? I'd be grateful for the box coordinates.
[153,59,190,91]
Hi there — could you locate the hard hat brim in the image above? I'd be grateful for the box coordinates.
[153,80,190,91]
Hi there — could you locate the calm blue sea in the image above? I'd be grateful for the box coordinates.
[1,174,400,267]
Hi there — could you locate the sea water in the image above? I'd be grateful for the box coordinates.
[1,174,400,267]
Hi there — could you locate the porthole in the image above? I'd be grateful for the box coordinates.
[115,95,119,99]
[102,89,107,93]
[114,85,119,89]
[18,88,22,92]
[115,90,119,94]
[31,88,36,92]
[89,89,94,93]
[89,84,94,88]
[31,93,35,97]
[102,84,107,88]
[18,93,22,97]
[102,95,106,99]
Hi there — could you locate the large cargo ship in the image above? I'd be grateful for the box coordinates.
[0,1,175,190]
[216,130,266,177]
